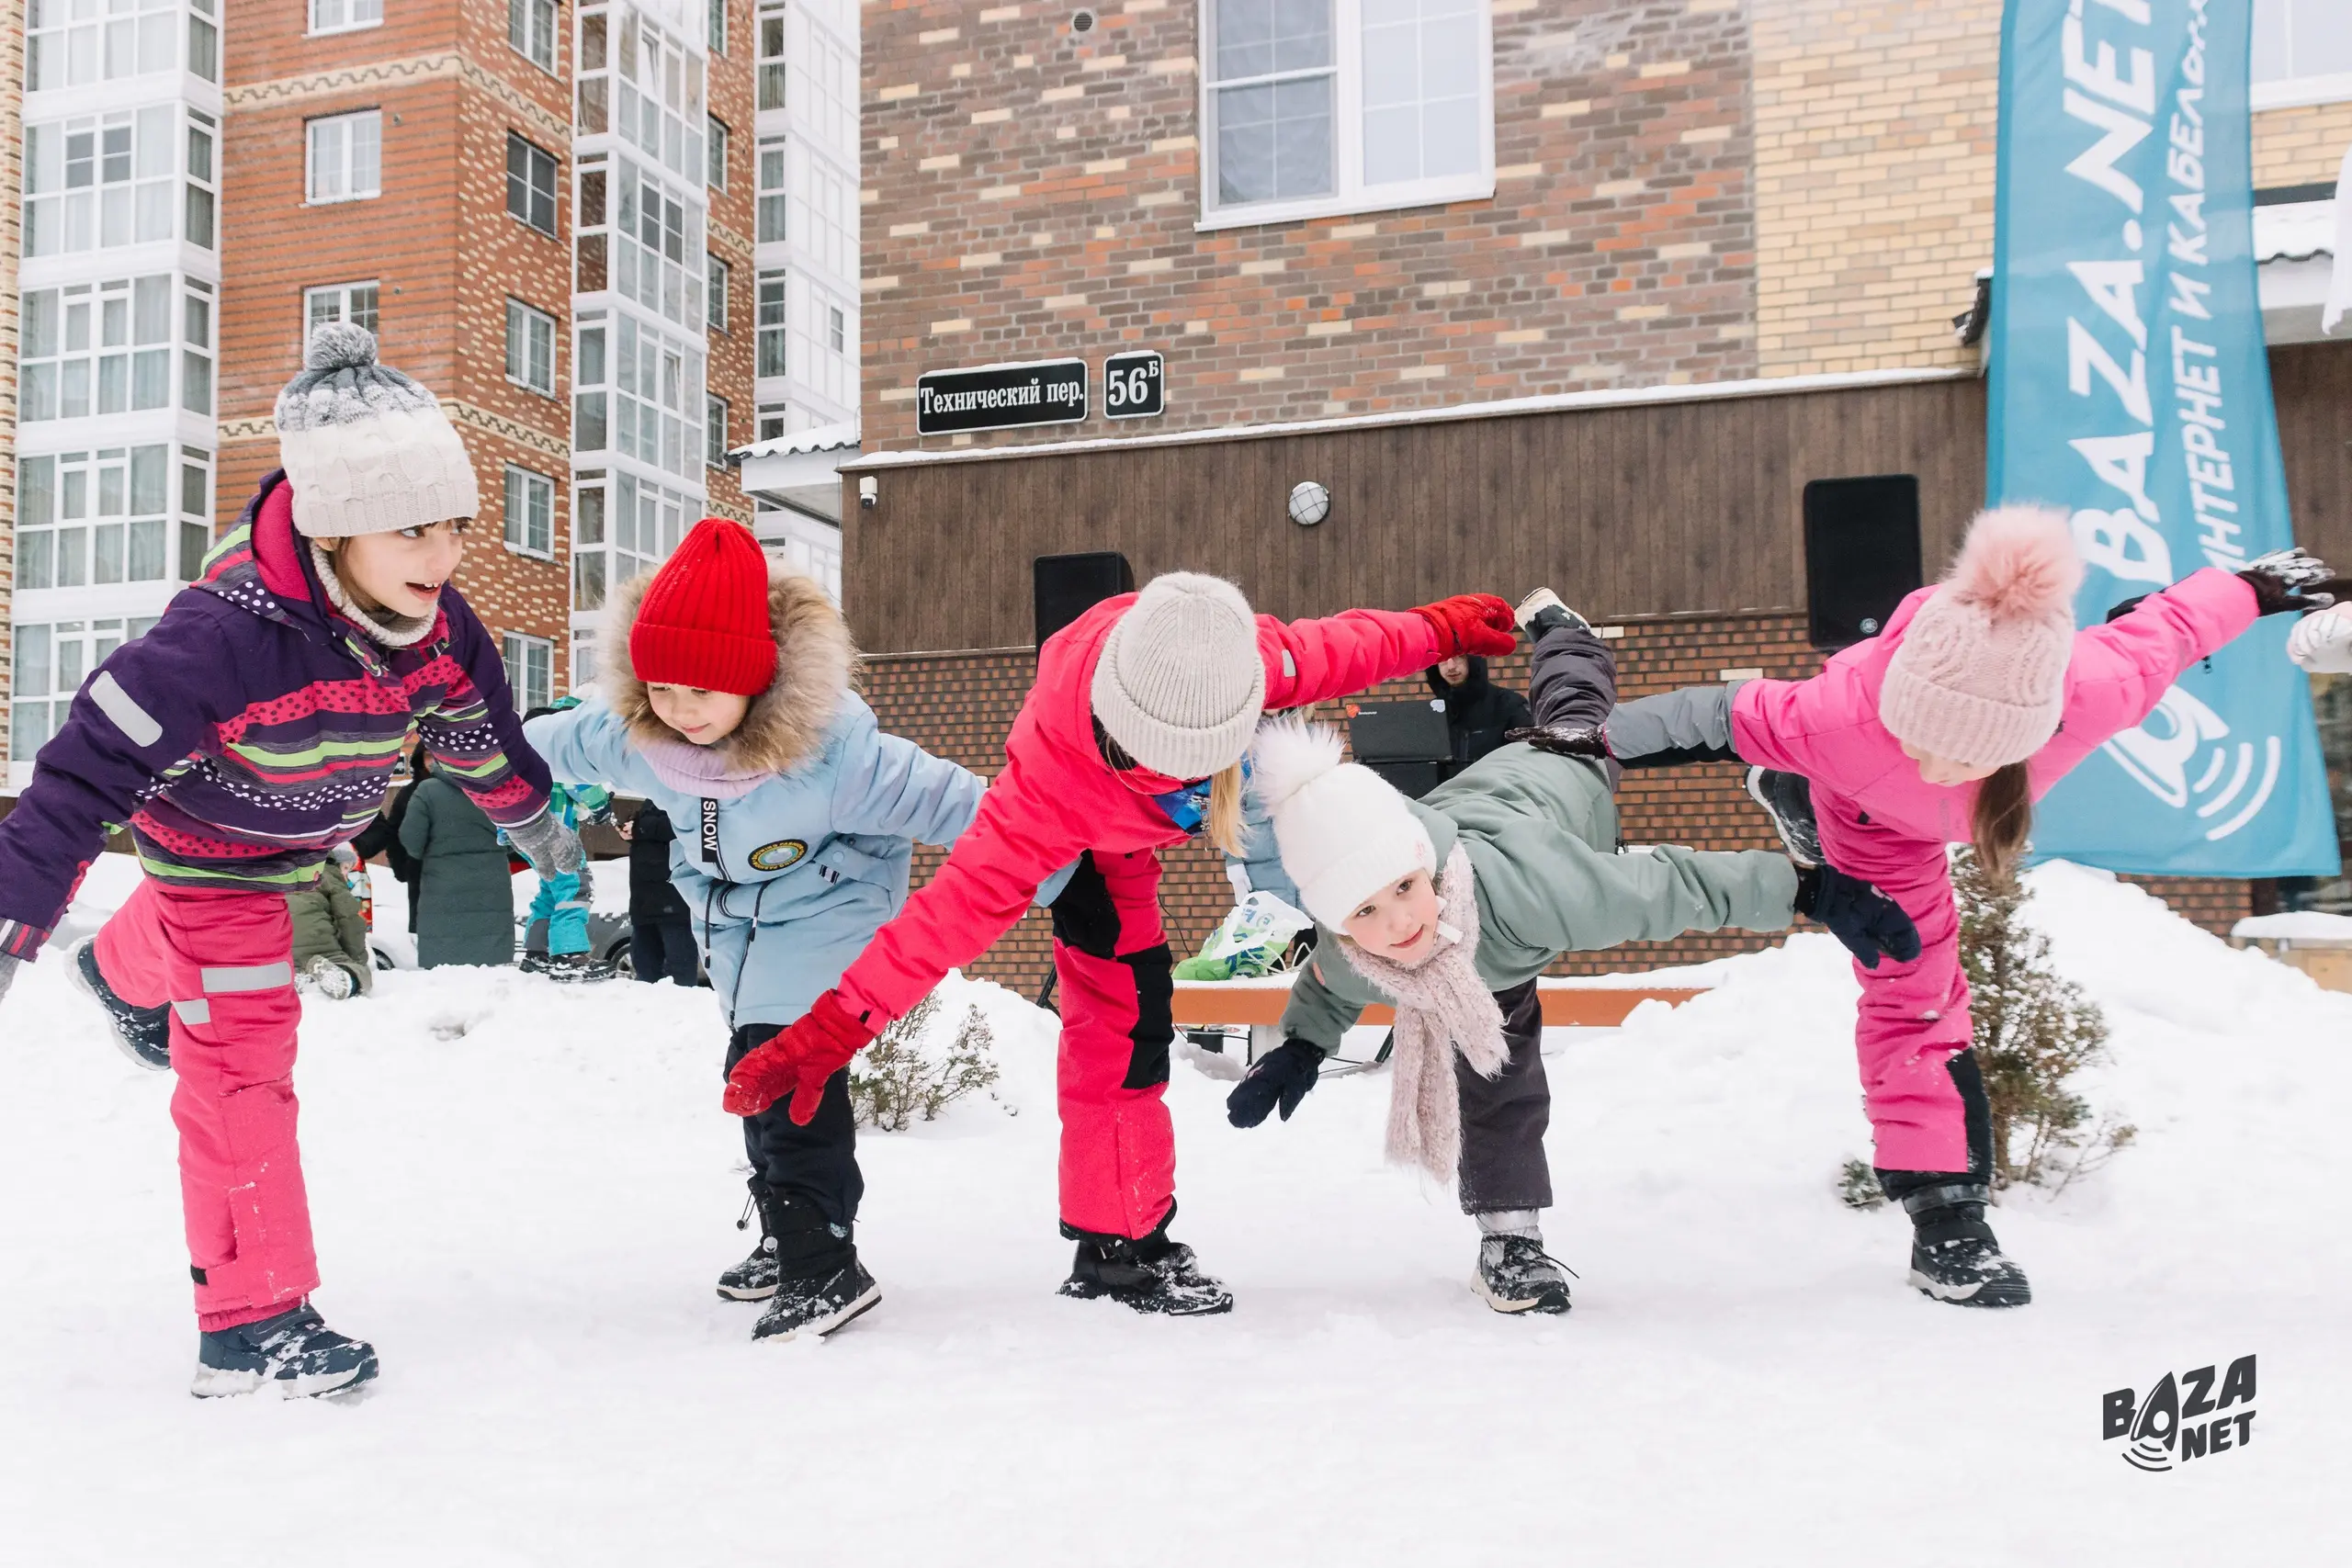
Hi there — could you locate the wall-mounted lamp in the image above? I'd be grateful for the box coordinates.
[858,476,879,510]
[1287,480,1330,527]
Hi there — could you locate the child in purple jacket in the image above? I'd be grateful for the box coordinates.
[0,327,584,1398]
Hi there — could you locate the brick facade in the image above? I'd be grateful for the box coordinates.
[0,0,19,775]
[863,0,1759,447]
[706,0,759,526]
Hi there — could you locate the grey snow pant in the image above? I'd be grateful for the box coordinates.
[1454,976,1550,1214]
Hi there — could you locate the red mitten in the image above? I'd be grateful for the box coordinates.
[1412,593,1518,659]
[722,991,880,1122]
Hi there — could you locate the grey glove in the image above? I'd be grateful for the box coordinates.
[0,952,19,1009]
[506,808,587,876]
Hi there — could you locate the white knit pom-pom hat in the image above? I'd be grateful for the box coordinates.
[274,322,480,538]
[1250,717,1436,929]
[1090,570,1268,781]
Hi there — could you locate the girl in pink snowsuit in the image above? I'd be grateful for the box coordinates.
[1604,505,2331,1306]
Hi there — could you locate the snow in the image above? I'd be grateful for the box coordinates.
[4,854,2347,1563]
[2230,908,2352,944]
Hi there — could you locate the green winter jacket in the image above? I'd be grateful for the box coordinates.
[1279,741,1798,1050]
[288,865,373,994]
[399,774,516,968]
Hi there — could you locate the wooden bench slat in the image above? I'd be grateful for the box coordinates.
[1170,982,1707,1028]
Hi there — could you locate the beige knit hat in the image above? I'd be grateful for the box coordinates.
[1879,504,2085,770]
[1250,718,1437,929]
[1091,571,1267,781]
[274,322,479,538]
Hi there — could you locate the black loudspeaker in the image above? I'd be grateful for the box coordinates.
[1033,551,1136,649]
[1804,475,1923,649]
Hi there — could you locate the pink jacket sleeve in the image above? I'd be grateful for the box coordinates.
[2057,568,2258,748]
[1260,607,1446,709]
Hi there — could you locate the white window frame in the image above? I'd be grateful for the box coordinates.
[1195,0,1495,232]
[708,115,730,191]
[306,110,382,205]
[309,0,384,38]
[503,632,555,715]
[503,464,556,559]
[506,298,559,397]
[2251,0,2352,108]
[706,393,730,468]
[305,280,380,341]
[707,253,730,332]
[507,132,560,236]
[509,0,559,75]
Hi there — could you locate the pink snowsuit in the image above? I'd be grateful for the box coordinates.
[1730,568,2258,1172]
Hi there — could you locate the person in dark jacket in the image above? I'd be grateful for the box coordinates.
[352,744,429,933]
[1427,654,1532,779]
[622,802,699,986]
[400,771,519,968]
[288,845,374,999]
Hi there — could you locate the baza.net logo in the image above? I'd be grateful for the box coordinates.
[2103,1355,2257,1472]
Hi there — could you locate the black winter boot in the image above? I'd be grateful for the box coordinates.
[1057,1231,1234,1316]
[1745,767,1823,868]
[68,939,172,1071]
[192,1303,378,1399]
[1472,1235,1575,1315]
[717,1180,781,1302]
[1902,1182,2031,1307]
[750,1188,879,1341]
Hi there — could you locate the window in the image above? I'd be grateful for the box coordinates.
[507,133,560,235]
[311,0,383,36]
[186,113,217,251]
[576,317,610,452]
[2254,0,2352,106]
[10,617,161,765]
[188,0,217,81]
[792,283,854,409]
[758,140,788,243]
[792,25,856,153]
[573,314,706,481]
[605,156,706,331]
[1200,0,1492,228]
[593,6,707,185]
[709,0,728,54]
[829,305,845,355]
[707,254,730,332]
[571,472,689,614]
[504,465,556,558]
[183,281,213,415]
[179,446,214,578]
[306,281,381,340]
[13,448,178,592]
[707,394,730,468]
[707,115,729,190]
[503,633,554,715]
[759,12,787,111]
[756,403,788,442]
[27,0,181,92]
[509,0,558,74]
[791,150,855,281]
[23,107,185,257]
[506,299,559,396]
[756,271,789,379]
[19,276,185,422]
[308,110,382,204]
[571,630,598,692]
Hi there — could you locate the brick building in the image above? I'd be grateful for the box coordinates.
[5,0,866,787]
[849,0,2352,988]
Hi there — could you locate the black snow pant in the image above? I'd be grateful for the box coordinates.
[1455,976,1551,1214]
[1528,623,1623,790]
[726,1024,863,1229]
[630,907,700,987]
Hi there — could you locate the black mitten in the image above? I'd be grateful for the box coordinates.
[1794,864,1923,970]
[1226,1039,1327,1128]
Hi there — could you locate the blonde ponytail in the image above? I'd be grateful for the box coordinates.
[1205,762,1248,858]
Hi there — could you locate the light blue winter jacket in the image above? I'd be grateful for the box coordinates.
[525,693,984,1030]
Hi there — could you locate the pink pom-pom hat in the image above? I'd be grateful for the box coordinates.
[1878,504,2086,771]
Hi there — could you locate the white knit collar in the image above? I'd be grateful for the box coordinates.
[311,541,437,648]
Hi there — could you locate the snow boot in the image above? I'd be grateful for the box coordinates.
[1057,1232,1235,1316]
[191,1303,379,1399]
[1472,1234,1575,1315]
[1902,1182,2032,1308]
[1513,587,1591,638]
[68,939,172,1071]
[301,954,357,1001]
[750,1188,879,1341]
[523,951,616,982]
[1745,766,1823,869]
[1506,722,1611,761]
[717,1181,781,1302]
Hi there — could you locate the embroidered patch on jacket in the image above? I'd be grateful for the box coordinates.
[749,840,808,872]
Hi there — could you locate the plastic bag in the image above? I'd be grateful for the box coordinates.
[1173,891,1316,981]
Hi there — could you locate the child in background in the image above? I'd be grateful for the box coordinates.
[0,326,583,1396]
[288,845,374,1000]
[526,517,985,1342]
[622,802,701,987]
[515,699,618,982]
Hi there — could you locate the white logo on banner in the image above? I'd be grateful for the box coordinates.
[2101,684,2284,841]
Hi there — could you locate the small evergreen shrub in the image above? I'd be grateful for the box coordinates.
[847,991,1008,1132]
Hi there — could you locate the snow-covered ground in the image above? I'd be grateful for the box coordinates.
[2,856,2346,1564]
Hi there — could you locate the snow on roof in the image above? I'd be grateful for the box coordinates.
[731,421,860,462]
[2256,199,2336,265]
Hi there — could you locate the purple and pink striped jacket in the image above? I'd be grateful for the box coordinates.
[0,470,551,962]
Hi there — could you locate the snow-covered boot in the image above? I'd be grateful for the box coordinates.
[191,1303,379,1399]
[1902,1182,2031,1307]
[717,1181,781,1302]
[1057,1232,1234,1316]
[302,954,357,1001]
[1506,722,1611,761]
[1472,1230,1575,1315]
[750,1189,879,1341]
[1513,587,1591,638]
[1745,766,1823,868]
[67,939,172,1071]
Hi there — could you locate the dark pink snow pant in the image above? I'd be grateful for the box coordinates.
[97,878,316,1330]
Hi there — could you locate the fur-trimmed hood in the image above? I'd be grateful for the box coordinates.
[605,558,857,776]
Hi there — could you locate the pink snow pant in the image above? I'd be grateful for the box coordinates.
[1049,849,1178,1242]
[96,879,316,1330]
[1845,843,1976,1173]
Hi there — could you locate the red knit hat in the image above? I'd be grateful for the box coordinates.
[628,517,778,695]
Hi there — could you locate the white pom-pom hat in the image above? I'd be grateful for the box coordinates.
[1250,717,1436,929]
[1879,504,2086,770]
[273,323,480,538]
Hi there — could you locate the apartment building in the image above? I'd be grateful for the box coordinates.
[5,0,861,786]
[850,0,2352,984]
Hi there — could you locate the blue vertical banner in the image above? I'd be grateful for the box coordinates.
[1988,0,2338,876]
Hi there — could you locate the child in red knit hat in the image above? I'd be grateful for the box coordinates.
[527,517,987,1341]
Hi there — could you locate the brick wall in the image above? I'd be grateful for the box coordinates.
[706,1,759,525]
[0,0,19,775]
[860,612,2255,993]
[2254,99,2352,187]
[863,0,1758,450]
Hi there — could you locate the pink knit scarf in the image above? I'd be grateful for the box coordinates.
[636,734,771,799]
[1338,843,1510,1184]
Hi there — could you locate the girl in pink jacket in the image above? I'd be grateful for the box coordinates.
[1604,506,2332,1307]
[722,571,1519,1314]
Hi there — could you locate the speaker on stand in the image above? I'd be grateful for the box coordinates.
[1033,551,1136,654]
[1803,475,1924,649]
